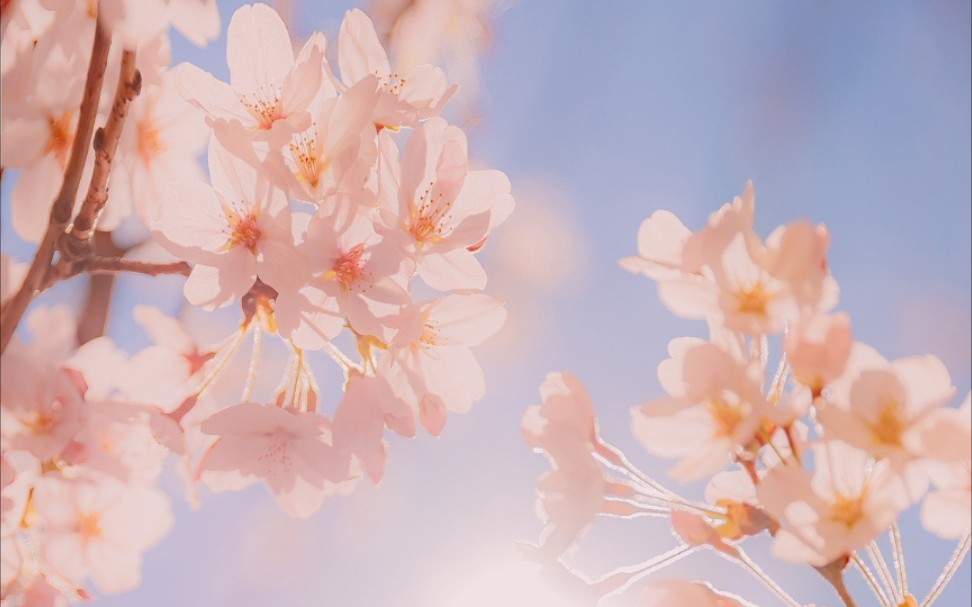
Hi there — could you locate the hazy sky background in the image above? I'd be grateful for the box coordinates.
[3,0,969,605]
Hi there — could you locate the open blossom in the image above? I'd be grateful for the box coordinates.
[919,392,971,539]
[275,76,380,203]
[116,305,215,412]
[110,75,208,225]
[331,371,415,484]
[0,307,87,460]
[631,337,769,481]
[818,344,956,495]
[275,194,410,349]
[1,31,88,242]
[379,118,514,291]
[757,440,910,566]
[338,8,457,129]
[175,3,322,156]
[32,475,173,593]
[151,139,304,309]
[198,403,351,517]
[621,183,835,333]
[379,293,506,434]
[522,372,614,557]
[785,312,853,395]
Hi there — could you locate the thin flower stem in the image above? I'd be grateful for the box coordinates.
[195,327,248,399]
[784,424,803,464]
[599,497,672,519]
[768,351,790,403]
[921,532,971,607]
[240,322,262,402]
[320,340,359,375]
[889,522,909,599]
[289,347,304,410]
[593,441,717,516]
[867,541,901,604]
[595,544,697,599]
[851,552,892,607]
[735,548,802,607]
[0,19,111,356]
[622,490,725,519]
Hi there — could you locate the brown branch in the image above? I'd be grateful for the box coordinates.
[61,48,141,261]
[38,256,191,293]
[84,257,191,277]
[0,18,111,357]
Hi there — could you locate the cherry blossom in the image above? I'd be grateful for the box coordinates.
[379,117,514,291]
[379,293,506,433]
[338,8,457,129]
[32,475,173,593]
[198,402,351,517]
[151,139,304,308]
[175,3,323,157]
[631,338,769,481]
[757,440,910,566]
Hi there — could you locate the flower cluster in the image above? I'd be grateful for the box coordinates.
[524,183,970,606]
[1,2,511,603]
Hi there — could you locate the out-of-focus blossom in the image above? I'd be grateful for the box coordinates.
[757,440,910,566]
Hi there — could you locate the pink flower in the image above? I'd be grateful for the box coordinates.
[523,372,611,556]
[275,195,410,349]
[379,117,514,291]
[331,371,415,484]
[198,403,350,517]
[117,305,216,412]
[110,75,209,227]
[379,293,506,433]
[274,76,380,203]
[785,312,853,395]
[919,392,971,539]
[631,338,768,481]
[337,8,457,128]
[33,475,174,593]
[523,372,599,464]
[757,440,910,566]
[151,139,304,309]
[175,3,322,156]
[818,346,956,495]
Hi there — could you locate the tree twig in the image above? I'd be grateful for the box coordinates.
[61,48,141,261]
[39,257,191,293]
[0,18,111,356]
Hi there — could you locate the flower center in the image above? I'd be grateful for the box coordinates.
[137,107,166,167]
[829,491,865,529]
[240,89,282,130]
[289,134,326,188]
[869,395,905,447]
[223,207,262,253]
[374,70,407,96]
[46,112,75,168]
[410,186,453,245]
[735,281,771,315]
[77,511,102,540]
[324,244,367,290]
[709,395,744,438]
